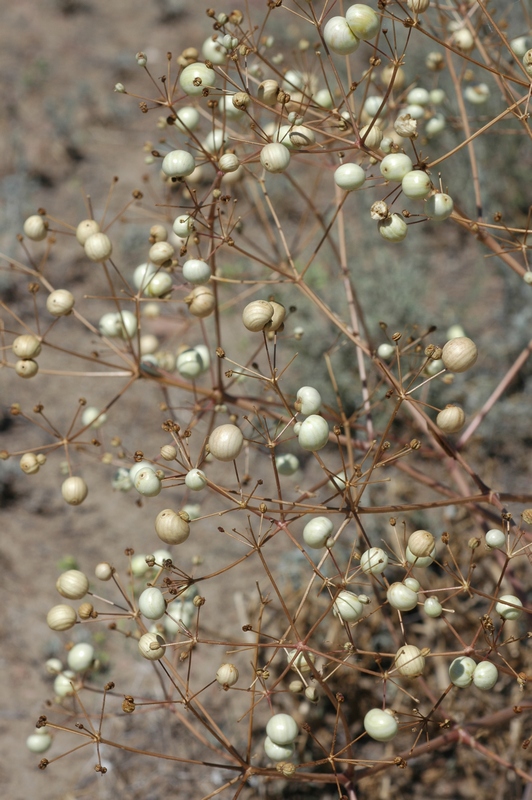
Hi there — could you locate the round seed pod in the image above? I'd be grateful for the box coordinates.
[54,671,76,697]
[275,454,300,476]
[266,301,286,332]
[162,150,196,179]
[81,407,107,429]
[67,642,95,672]
[208,424,244,461]
[378,343,395,360]
[61,476,88,506]
[149,241,174,267]
[380,153,413,181]
[297,414,329,452]
[173,215,195,238]
[303,516,334,549]
[378,213,408,243]
[134,468,162,497]
[23,214,48,241]
[47,604,77,631]
[266,713,298,746]
[185,468,208,491]
[78,602,95,620]
[177,349,204,379]
[425,192,454,221]
[360,123,383,148]
[451,27,475,53]
[406,545,435,567]
[13,334,41,359]
[407,0,430,10]
[160,445,177,462]
[364,708,398,741]
[139,587,166,619]
[436,405,465,433]
[258,79,279,106]
[260,142,291,173]
[404,577,420,592]
[138,632,166,660]
[472,661,498,690]
[242,300,274,332]
[145,272,173,298]
[219,153,240,173]
[150,224,167,242]
[46,289,75,316]
[15,359,39,378]
[174,106,200,132]
[264,737,294,762]
[423,596,443,617]
[182,259,211,285]
[76,219,100,245]
[402,170,432,199]
[20,453,40,474]
[84,232,112,262]
[95,562,113,581]
[360,547,388,574]
[155,509,191,545]
[286,649,316,673]
[449,656,476,687]
[27,731,53,753]
[407,530,435,558]
[334,163,366,191]
[345,4,380,39]
[495,595,523,620]
[485,529,505,549]
[426,114,446,138]
[334,590,364,622]
[441,337,477,372]
[295,386,321,415]
[179,62,216,96]
[184,286,215,318]
[387,582,418,611]
[394,644,425,677]
[201,36,228,65]
[56,570,89,600]
[216,663,239,687]
[323,16,360,55]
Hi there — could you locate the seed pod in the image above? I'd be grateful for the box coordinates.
[495,595,523,620]
[297,415,329,452]
[179,62,216,96]
[436,405,465,433]
[303,516,333,548]
[394,644,425,677]
[275,453,300,476]
[485,529,505,549]
[406,545,435,567]
[47,604,77,631]
[84,232,113,262]
[441,336,477,372]
[242,300,274,332]
[54,671,76,697]
[13,334,41,359]
[286,649,316,673]
[173,215,195,238]
[145,272,173,298]
[364,708,398,741]
[402,170,431,199]
[56,569,89,600]
[182,259,211,285]
[380,153,413,182]
[387,582,418,611]
[472,661,498,690]
[78,602,94,620]
[95,562,113,581]
[67,643,95,672]
[202,36,228,65]
[407,0,430,11]
[76,219,100,245]
[208,424,244,461]
[46,289,75,316]
[449,655,476,687]
[160,445,177,461]
[155,509,191,545]
[360,123,383,148]
[185,468,208,491]
[334,590,364,622]
[423,596,443,617]
[27,731,53,754]
[266,301,286,332]
[266,713,298,746]
[161,150,196,179]
[176,349,204,379]
[260,142,291,173]
[61,476,88,506]
[408,530,435,558]
[15,359,39,378]
[360,547,388,574]
[425,192,454,221]
[394,114,417,139]
[264,736,294,762]
[184,286,215,318]
[378,213,408,243]
[20,453,40,475]
[323,16,360,55]
[257,79,279,106]
[138,632,166,660]
[216,663,239,687]
[23,214,48,241]
[295,386,321,416]
[139,587,166,619]
[345,4,380,40]
[334,163,366,191]
[149,241,174,267]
